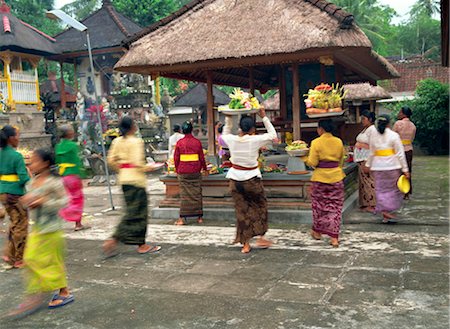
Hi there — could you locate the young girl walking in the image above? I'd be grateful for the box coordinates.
[8,149,73,318]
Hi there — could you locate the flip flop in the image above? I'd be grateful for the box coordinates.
[5,297,46,320]
[138,245,161,254]
[48,294,74,309]
[74,225,92,232]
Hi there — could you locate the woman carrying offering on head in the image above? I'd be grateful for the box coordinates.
[221,107,276,254]
[55,124,89,231]
[0,125,29,269]
[302,119,345,248]
[366,115,410,223]
[354,111,377,213]
[104,117,161,256]
[174,121,208,225]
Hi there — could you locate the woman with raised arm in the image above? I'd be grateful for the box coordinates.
[221,107,276,253]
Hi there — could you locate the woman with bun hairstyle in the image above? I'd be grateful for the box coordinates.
[365,115,410,222]
[0,125,29,269]
[354,111,377,212]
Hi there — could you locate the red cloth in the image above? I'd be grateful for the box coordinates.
[174,134,207,174]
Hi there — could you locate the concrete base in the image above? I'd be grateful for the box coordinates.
[152,190,359,223]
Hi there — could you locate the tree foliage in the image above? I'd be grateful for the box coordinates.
[410,79,449,154]
[61,0,100,21]
[9,0,61,35]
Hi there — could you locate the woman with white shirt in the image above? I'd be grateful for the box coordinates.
[354,111,377,212]
[221,107,276,253]
[365,115,410,222]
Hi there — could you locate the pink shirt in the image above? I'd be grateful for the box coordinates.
[393,118,416,152]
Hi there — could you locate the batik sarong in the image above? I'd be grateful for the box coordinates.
[373,169,403,213]
[230,177,268,244]
[24,230,67,294]
[357,162,376,208]
[0,193,28,264]
[59,175,84,223]
[113,185,148,245]
[178,173,203,219]
[311,180,344,238]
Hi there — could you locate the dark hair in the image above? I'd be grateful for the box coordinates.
[361,110,376,123]
[34,148,55,167]
[239,115,255,133]
[182,121,193,134]
[173,124,181,133]
[59,124,74,139]
[119,116,134,137]
[318,119,334,133]
[375,114,390,134]
[401,106,412,118]
[217,125,223,134]
[0,125,17,149]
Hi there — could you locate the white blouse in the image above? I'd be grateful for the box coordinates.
[366,128,409,172]
[354,125,375,162]
[221,116,277,181]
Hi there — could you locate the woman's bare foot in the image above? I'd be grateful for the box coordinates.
[74,222,91,231]
[382,212,397,222]
[241,243,251,254]
[7,293,45,318]
[103,239,118,256]
[310,230,322,240]
[256,237,273,248]
[197,217,204,224]
[330,238,339,248]
[174,218,185,226]
[137,244,161,254]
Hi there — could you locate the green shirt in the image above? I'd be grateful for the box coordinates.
[0,146,30,195]
[55,139,82,177]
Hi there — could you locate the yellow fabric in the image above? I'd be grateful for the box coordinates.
[401,139,412,145]
[58,163,76,176]
[375,149,395,156]
[0,174,20,182]
[180,154,199,162]
[285,132,293,145]
[107,136,147,188]
[23,230,67,294]
[302,133,345,184]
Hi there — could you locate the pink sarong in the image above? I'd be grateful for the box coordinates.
[311,180,344,238]
[59,175,84,222]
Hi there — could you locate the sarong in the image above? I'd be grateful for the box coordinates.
[23,230,67,294]
[357,162,376,208]
[311,181,344,238]
[230,177,268,244]
[59,175,84,222]
[0,193,28,263]
[113,185,148,245]
[373,169,403,213]
[178,173,203,219]
[405,150,413,195]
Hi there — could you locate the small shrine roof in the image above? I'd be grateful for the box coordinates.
[0,0,57,56]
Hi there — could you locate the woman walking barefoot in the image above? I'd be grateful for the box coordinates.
[302,120,346,248]
[104,117,161,256]
[221,107,276,253]
[366,115,410,222]
[0,125,29,269]
[8,149,72,318]
[354,111,377,213]
[55,124,89,231]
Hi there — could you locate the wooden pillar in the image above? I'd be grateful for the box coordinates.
[292,63,301,140]
[320,63,326,82]
[356,105,361,123]
[279,65,287,120]
[248,67,255,95]
[4,56,13,105]
[154,76,161,106]
[74,61,79,92]
[60,61,66,108]
[206,71,215,155]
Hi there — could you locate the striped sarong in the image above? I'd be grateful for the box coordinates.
[178,173,203,219]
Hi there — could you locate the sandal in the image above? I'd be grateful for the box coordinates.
[174,219,185,226]
[74,225,91,232]
[137,245,161,254]
[48,294,74,309]
[6,295,46,319]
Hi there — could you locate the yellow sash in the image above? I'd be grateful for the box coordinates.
[0,174,20,182]
[375,149,395,157]
[180,154,199,162]
[59,163,76,175]
[401,139,412,145]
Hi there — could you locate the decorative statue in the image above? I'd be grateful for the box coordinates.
[76,92,85,121]
[86,76,95,95]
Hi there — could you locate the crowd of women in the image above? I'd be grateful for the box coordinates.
[0,105,415,317]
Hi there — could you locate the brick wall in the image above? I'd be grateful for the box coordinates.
[382,57,450,92]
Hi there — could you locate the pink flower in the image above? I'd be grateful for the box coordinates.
[244,101,252,109]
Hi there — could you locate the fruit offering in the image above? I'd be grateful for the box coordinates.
[218,88,260,111]
[285,140,308,151]
[304,83,346,115]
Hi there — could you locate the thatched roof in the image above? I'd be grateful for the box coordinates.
[0,1,57,56]
[54,0,141,55]
[115,0,399,86]
[343,83,392,101]
[173,83,230,107]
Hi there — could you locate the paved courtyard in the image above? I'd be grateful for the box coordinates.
[0,156,448,329]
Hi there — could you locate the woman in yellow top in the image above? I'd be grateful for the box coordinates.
[104,117,161,257]
[302,119,345,248]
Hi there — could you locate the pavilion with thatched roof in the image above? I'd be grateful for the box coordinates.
[116,0,399,155]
